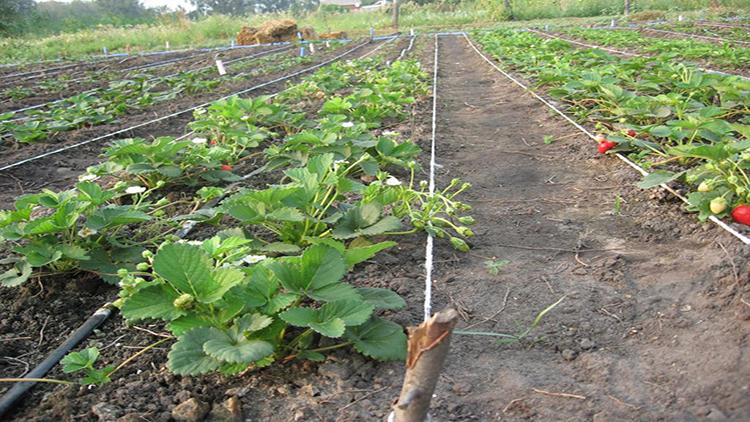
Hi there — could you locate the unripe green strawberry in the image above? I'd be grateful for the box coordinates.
[450,237,470,252]
[697,181,712,192]
[710,197,727,214]
[173,293,195,310]
[458,216,475,225]
[136,262,150,271]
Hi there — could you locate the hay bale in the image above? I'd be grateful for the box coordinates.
[236,26,258,45]
[255,19,299,43]
[319,31,346,40]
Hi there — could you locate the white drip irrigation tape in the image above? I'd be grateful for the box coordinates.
[359,35,397,59]
[529,29,750,82]
[423,34,440,322]
[5,45,295,119]
[463,33,750,245]
[0,40,374,173]
[637,27,750,46]
[397,34,417,61]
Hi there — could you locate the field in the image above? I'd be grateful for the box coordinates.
[1,11,750,421]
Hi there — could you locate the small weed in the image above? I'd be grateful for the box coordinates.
[485,258,510,275]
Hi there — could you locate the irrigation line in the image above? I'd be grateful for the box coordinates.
[463,33,750,246]
[5,45,295,119]
[0,38,409,417]
[423,34,440,322]
[0,40,373,174]
[529,29,750,82]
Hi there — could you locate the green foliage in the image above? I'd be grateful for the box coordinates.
[61,347,114,386]
[117,238,407,375]
[475,29,750,220]
[0,181,164,286]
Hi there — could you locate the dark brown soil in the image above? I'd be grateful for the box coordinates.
[2,34,749,421]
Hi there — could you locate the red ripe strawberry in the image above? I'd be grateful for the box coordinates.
[597,139,617,154]
[220,164,233,171]
[209,140,217,145]
[627,129,637,137]
[731,204,750,226]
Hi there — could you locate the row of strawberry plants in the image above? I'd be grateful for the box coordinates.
[0,46,320,145]
[558,28,750,72]
[650,23,750,43]
[2,42,475,380]
[474,29,750,224]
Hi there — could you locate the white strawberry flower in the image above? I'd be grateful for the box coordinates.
[341,121,354,128]
[191,137,207,145]
[125,186,146,194]
[242,254,267,265]
[385,176,402,186]
[382,130,398,137]
[195,108,206,115]
[78,174,99,182]
[78,227,98,238]
[240,115,250,121]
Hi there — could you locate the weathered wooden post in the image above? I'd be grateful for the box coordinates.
[389,309,459,422]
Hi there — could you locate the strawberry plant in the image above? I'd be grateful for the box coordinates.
[116,236,407,374]
[0,181,169,286]
[475,29,750,224]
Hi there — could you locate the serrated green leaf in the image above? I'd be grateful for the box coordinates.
[121,284,184,322]
[203,335,275,364]
[319,300,373,326]
[167,327,224,375]
[269,245,346,299]
[61,347,99,373]
[636,170,684,189]
[153,243,228,304]
[279,307,317,327]
[356,288,405,310]
[0,257,32,287]
[345,241,396,268]
[309,319,346,338]
[345,317,406,361]
[85,206,151,231]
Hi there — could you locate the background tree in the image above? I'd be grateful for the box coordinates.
[0,0,36,35]
[189,0,255,16]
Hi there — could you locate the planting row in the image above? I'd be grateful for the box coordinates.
[649,22,750,43]
[1,38,474,382]
[0,46,329,145]
[557,27,750,74]
[474,29,750,226]
[0,47,272,109]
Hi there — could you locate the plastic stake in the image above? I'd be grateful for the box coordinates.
[215,59,226,75]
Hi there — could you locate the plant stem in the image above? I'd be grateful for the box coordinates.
[110,337,172,377]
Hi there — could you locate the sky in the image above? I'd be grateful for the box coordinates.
[36,0,196,11]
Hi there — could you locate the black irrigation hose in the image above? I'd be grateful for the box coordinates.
[0,304,113,417]
[0,37,400,417]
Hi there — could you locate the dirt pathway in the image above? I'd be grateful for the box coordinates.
[426,35,750,420]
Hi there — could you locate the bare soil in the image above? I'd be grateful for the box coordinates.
[2,34,749,421]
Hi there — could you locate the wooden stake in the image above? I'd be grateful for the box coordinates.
[390,309,458,422]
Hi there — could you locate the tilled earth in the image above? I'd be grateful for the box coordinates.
[1,34,749,421]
